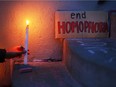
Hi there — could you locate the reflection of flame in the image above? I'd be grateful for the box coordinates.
[26,20,29,25]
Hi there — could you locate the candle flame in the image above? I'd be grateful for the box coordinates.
[26,20,29,25]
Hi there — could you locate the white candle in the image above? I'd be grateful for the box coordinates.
[24,20,29,65]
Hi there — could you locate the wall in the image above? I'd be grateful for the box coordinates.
[0,1,116,61]
[110,13,116,39]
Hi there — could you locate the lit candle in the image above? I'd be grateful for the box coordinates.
[24,20,29,65]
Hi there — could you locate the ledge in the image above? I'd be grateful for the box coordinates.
[63,38,116,87]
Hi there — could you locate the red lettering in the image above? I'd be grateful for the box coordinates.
[65,22,71,33]
[89,22,96,33]
[102,23,108,32]
[98,22,103,33]
[84,21,89,32]
[78,21,84,32]
[97,22,108,33]
[71,21,78,33]
[58,22,65,34]
[57,21,108,34]
[95,23,99,33]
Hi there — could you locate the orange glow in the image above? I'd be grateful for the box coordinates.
[7,46,25,52]
[26,20,29,25]
[0,2,55,59]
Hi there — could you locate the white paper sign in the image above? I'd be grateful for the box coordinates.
[55,11,109,38]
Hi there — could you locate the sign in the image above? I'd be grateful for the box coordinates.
[55,11,109,38]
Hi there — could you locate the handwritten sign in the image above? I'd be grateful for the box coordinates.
[55,11,109,38]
